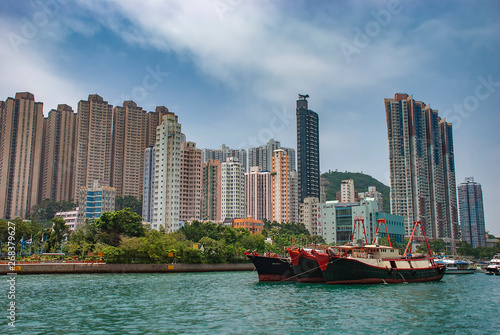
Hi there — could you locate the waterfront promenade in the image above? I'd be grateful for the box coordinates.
[0,262,255,275]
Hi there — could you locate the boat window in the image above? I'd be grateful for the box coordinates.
[390,261,397,268]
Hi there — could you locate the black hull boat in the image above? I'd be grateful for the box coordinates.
[245,251,296,282]
[315,251,445,284]
[287,248,325,283]
[314,220,446,285]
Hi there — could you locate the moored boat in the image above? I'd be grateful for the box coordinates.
[485,254,500,275]
[434,259,475,274]
[245,251,296,282]
[315,220,446,285]
[287,247,325,283]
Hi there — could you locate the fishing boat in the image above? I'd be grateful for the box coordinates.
[315,219,446,284]
[485,254,500,275]
[287,247,325,283]
[434,258,475,274]
[245,251,296,282]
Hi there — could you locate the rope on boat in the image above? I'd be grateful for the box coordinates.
[278,257,342,283]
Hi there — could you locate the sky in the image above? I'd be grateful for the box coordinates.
[1,0,499,235]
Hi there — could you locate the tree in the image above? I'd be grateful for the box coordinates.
[115,196,143,216]
[46,217,70,252]
[199,236,225,263]
[67,220,99,257]
[429,239,447,255]
[28,199,77,221]
[95,208,145,247]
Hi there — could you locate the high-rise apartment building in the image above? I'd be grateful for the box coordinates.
[0,92,44,219]
[385,93,458,244]
[201,144,247,172]
[146,106,170,148]
[201,159,222,222]
[272,149,292,223]
[221,157,245,220]
[111,101,147,198]
[74,94,113,191]
[180,141,202,222]
[245,166,272,221]
[340,179,356,203]
[152,113,182,232]
[41,104,76,203]
[296,94,320,203]
[290,170,299,223]
[248,139,296,172]
[458,177,486,248]
[300,197,320,235]
[142,146,155,223]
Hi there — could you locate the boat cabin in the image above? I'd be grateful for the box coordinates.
[330,245,400,259]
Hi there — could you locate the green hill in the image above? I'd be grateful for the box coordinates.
[321,171,390,213]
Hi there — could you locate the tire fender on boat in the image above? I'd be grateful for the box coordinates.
[412,270,416,276]
[387,267,393,275]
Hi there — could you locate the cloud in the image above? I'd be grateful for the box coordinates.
[0,18,84,113]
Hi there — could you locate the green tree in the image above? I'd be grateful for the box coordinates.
[429,239,447,255]
[67,220,98,257]
[115,196,143,216]
[199,236,225,263]
[46,217,70,252]
[28,199,77,221]
[95,208,145,247]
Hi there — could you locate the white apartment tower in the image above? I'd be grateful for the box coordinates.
[340,179,356,203]
[153,113,182,232]
[245,166,272,221]
[221,157,245,220]
[142,146,155,223]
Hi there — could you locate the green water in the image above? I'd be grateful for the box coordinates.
[2,271,499,334]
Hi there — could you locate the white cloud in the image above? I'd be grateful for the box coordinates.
[0,19,85,114]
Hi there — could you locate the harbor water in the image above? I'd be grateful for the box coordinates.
[2,271,499,334]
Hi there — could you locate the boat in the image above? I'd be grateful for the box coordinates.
[315,219,446,285]
[485,254,500,275]
[245,251,296,282]
[433,259,475,274]
[287,247,325,283]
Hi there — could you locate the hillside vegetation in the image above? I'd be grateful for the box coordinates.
[321,171,390,213]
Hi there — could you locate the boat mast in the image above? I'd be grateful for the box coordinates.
[372,219,392,247]
[351,218,368,245]
[404,221,433,257]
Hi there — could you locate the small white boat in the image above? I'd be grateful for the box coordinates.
[485,254,500,275]
[435,259,475,274]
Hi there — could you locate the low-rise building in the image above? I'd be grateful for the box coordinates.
[233,217,264,235]
[77,180,116,226]
[319,198,404,245]
[55,208,79,231]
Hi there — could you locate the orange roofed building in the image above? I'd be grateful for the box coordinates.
[233,217,264,235]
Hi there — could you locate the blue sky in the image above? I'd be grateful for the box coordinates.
[1,0,499,235]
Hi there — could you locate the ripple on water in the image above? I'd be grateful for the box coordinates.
[5,271,499,334]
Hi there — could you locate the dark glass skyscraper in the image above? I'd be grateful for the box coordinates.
[458,177,486,248]
[296,94,319,203]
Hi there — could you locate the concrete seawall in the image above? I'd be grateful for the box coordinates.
[0,263,255,275]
